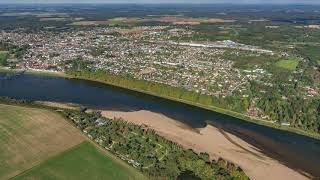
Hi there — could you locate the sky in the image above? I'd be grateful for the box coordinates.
[0,0,319,4]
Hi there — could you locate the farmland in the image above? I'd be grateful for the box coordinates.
[70,21,110,26]
[70,16,235,27]
[0,104,145,179]
[13,141,146,180]
[0,104,85,179]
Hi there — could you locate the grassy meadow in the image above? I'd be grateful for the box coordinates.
[275,58,300,70]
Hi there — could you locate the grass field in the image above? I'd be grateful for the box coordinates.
[0,104,145,179]
[14,141,146,180]
[275,59,300,70]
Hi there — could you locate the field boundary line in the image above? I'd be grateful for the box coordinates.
[9,141,87,179]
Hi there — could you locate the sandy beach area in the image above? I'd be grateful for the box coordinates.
[35,101,81,110]
[101,110,309,180]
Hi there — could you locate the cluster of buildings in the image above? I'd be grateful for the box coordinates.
[0,26,274,98]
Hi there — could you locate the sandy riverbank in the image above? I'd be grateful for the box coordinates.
[35,101,81,110]
[34,100,310,179]
[101,110,309,180]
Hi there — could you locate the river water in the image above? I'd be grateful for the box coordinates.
[0,73,319,178]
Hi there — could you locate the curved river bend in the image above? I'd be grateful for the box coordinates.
[0,73,319,178]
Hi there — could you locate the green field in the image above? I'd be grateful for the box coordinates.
[14,141,146,180]
[275,59,300,70]
[0,104,145,180]
[0,51,8,65]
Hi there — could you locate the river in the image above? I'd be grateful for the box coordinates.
[0,73,319,178]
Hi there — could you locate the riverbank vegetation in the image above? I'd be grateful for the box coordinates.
[61,109,248,180]
[65,68,249,117]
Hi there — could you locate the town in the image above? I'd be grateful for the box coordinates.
[0,26,277,100]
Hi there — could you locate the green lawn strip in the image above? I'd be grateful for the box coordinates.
[275,59,300,70]
[13,141,146,180]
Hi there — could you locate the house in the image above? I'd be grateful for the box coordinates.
[95,118,108,126]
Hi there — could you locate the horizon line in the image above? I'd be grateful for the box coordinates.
[0,2,320,5]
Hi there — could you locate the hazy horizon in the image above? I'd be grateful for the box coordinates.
[0,0,319,5]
